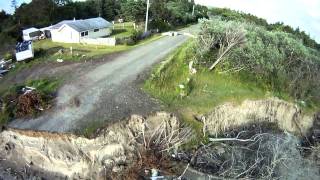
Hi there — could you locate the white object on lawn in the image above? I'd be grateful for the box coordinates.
[179,84,185,89]
[161,31,180,36]
[15,41,34,62]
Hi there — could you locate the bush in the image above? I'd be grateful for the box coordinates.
[149,20,172,32]
[116,29,145,46]
[196,18,320,104]
[0,78,61,125]
[3,52,13,60]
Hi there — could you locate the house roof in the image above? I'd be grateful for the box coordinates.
[52,17,113,32]
[23,27,40,35]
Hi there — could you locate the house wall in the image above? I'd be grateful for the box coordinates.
[51,25,80,43]
[84,28,112,39]
[51,26,112,44]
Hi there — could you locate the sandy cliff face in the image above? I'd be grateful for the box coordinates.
[203,98,314,136]
[0,99,317,179]
[0,112,180,179]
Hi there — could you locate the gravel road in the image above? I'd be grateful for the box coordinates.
[9,28,194,132]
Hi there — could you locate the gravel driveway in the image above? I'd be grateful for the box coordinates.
[9,28,194,132]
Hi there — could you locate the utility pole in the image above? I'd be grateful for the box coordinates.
[192,5,195,16]
[145,0,150,33]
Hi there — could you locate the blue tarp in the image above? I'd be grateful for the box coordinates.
[16,41,32,53]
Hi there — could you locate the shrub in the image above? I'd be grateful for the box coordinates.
[149,20,172,32]
[3,52,13,60]
[196,18,320,104]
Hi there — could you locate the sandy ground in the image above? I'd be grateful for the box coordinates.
[8,27,195,132]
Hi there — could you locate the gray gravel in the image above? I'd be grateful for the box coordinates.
[9,28,194,132]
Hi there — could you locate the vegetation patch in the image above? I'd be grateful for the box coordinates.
[0,78,61,125]
[144,41,267,130]
[144,17,320,147]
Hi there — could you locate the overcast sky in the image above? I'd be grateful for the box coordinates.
[195,0,320,43]
[0,0,319,42]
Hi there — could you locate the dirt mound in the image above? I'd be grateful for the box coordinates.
[202,98,314,136]
[0,112,187,179]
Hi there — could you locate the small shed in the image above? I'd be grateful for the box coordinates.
[23,27,43,41]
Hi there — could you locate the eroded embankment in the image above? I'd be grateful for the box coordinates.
[0,112,183,179]
[0,98,318,179]
[203,98,314,136]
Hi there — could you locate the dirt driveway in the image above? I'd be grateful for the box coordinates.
[9,28,194,132]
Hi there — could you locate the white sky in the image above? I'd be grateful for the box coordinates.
[0,0,319,42]
[195,0,320,42]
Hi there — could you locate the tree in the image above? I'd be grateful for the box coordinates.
[14,0,57,27]
[104,0,115,20]
[120,0,146,22]
[11,0,17,11]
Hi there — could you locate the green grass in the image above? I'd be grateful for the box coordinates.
[144,41,267,114]
[113,22,135,28]
[111,22,135,39]
[78,120,105,138]
[110,29,134,38]
[25,78,62,95]
[33,39,129,61]
[32,33,162,62]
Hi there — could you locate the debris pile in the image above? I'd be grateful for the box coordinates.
[0,59,14,78]
[176,132,319,179]
[16,91,44,117]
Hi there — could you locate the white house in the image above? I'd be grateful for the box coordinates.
[23,27,43,41]
[50,17,113,43]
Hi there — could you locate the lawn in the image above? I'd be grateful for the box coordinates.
[111,22,135,39]
[33,39,129,62]
[32,31,162,63]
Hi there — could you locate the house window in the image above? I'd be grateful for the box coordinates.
[81,31,89,37]
[94,29,99,32]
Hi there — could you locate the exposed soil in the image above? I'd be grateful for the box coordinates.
[0,112,184,179]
